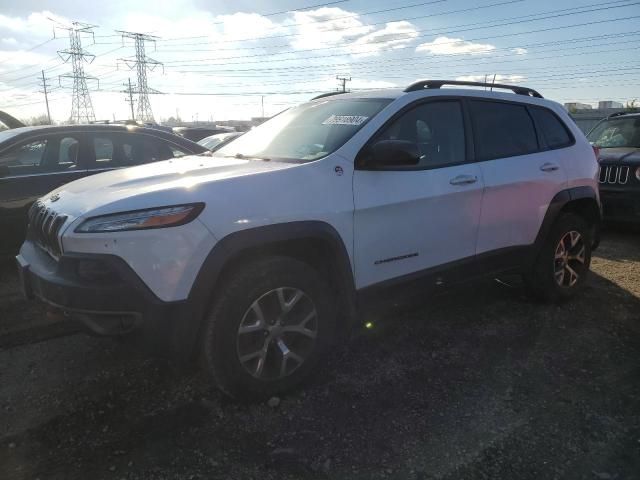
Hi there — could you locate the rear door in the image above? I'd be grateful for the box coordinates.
[0,132,89,251]
[471,99,569,257]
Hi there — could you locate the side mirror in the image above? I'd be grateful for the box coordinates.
[365,140,421,168]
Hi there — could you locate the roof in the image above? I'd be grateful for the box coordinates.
[0,123,206,151]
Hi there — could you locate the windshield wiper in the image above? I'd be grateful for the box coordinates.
[225,153,271,161]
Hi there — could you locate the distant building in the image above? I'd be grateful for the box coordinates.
[598,100,624,109]
[564,102,593,111]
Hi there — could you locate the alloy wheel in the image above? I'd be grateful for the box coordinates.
[236,287,318,380]
[554,230,586,288]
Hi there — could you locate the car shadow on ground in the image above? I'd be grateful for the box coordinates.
[1,260,639,479]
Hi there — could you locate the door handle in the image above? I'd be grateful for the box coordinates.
[540,162,560,172]
[449,174,478,186]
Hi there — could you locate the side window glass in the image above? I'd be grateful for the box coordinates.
[94,137,114,165]
[470,100,538,160]
[54,137,79,171]
[0,140,48,176]
[377,101,466,168]
[530,107,572,149]
[168,144,189,158]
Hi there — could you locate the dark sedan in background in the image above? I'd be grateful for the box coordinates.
[588,112,640,224]
[0,124,206,252]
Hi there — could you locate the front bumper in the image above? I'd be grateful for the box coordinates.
[16,241,199,360]
[600,189,640,223]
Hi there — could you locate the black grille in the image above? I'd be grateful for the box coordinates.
[27,201,67,257]
[599,165,631,185]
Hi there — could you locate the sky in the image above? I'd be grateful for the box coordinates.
[0,0,638,123]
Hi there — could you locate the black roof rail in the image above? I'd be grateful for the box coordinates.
[310,91,346,100]
[404,79,543,98]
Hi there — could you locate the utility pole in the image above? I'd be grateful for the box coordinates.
[39,70,52,124]
[261,95,264,118]
[123,77,136,120]
[56,21,97,123]
[336,75,351,93]
[117,31,163,122]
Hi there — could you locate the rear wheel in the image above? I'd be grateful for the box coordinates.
[525,213,592,302]
[202,256,335,399]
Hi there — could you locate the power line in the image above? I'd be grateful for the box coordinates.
[154,6,640,66]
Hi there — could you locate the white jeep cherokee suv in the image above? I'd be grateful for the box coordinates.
[17,80,601,398]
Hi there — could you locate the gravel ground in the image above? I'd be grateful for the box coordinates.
[0,229,638,480]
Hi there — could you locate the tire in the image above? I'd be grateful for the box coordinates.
[525,213,592,302]
[202,256,336,399]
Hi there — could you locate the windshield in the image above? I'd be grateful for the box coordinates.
[214,97,392,162]
[587,117,640,148]
[199,133,235,149]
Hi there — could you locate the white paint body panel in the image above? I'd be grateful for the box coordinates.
[30,87,599,302]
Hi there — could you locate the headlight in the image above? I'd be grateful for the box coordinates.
[636,166,640,181]
[75,203,204,233]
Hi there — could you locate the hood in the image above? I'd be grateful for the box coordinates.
[598,147,640,165]
[41,154,296,220]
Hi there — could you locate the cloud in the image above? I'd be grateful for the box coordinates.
[511,47,527,55]
[416,36,495,55]
[349,21,418,57]
[455,74,526,83]
[289,7,373,50]
[0,11,68,36]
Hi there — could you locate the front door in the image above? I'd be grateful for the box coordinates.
[0,133,89,252]
[353,100,484,289]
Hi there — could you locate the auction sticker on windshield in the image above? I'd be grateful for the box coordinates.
[322,115,369,126]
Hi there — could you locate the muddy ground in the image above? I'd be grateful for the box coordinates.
[0,229,639,480]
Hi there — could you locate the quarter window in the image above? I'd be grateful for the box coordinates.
[376,100,466,168]
[530,107,572,149]
[470,100,538,160]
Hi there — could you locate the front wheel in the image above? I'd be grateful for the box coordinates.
[525,213,592,302]
[202,256,336,399]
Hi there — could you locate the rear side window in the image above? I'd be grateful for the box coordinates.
[470,100,538,160]
[530,107,573,149]
[89,134,178,169]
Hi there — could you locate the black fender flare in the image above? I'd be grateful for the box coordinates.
[530,185,601,265]
[183,221,357,355]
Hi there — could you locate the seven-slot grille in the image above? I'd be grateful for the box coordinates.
[599,164,630,185]
[27,201,67,257]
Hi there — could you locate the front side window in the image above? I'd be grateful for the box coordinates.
[0,135,81,176]
[214,98,392,162]
[375,100,466,168]
[470,100,539,160]
[0,140,48,176]
[587,117,640,148]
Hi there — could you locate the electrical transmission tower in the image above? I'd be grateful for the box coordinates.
[57,21,97,123]
[117,31,163,122]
